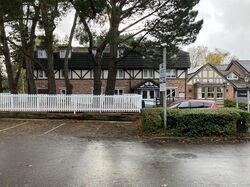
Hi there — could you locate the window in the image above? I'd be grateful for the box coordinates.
[37,50,47,58]
[143,69,153,79]
[190,101,204,108]
[201,87,206,99]
[60,49,71,58]
[204,102,212,108]
[143,91,147,99]
[227,72,238,80]
[166,69,176,78]
[199,87,224,99]
[207,87,214,98]
[166,88,176,98]
[115,89,124,95]
[116,69,124,79]
[216,87,223,98]
[150,91,155,99]
[38,70,47,79]
[92,49,97,56]
[117,49,125,58]
[179,101,189,109]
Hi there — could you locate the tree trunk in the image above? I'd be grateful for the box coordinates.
[25,54,37,94]
[64,12,77,95]
[0,16,17,94]
[105,11,120,95]
[93,60,102,95]
[47,48,56,94]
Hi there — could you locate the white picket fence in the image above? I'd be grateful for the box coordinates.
[0,94,142,113]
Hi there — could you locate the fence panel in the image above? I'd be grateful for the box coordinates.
[0,94,142,113]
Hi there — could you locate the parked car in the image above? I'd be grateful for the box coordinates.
[169,99,219,109]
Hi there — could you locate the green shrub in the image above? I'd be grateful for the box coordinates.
[224,99,236,107]
[167,109,240,137]
[239,102,247,110]
[141,108,162,134]
[141,108,250,137]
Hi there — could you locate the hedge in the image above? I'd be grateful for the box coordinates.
[141,108,250,137]
[141,108,162,134]
[224,99,246,110]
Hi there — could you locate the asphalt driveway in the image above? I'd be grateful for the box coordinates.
[1,119,250,187]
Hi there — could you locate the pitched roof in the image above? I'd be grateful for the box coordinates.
[33,50,190,70]
[226,60,250,75]
[188,63,236,88]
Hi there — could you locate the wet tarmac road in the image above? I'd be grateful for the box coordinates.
[1,119,250,187]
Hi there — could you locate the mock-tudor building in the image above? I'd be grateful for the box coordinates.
[187,60,250,105]
[187,63,235,105]
[32,47,191,103]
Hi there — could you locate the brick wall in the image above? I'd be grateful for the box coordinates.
[34,78,187,96]
[228,63,246,79]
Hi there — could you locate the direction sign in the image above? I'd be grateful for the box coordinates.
[159,63,166,91]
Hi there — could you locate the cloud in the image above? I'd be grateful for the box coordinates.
[188,0,250,60]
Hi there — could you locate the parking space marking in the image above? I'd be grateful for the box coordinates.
[0,122,28,132]
[41,123,66,135]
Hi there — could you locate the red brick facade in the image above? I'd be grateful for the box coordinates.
[35,78,188,96]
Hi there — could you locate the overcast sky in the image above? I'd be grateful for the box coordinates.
[55,0,250,60]
[187,0,250,60]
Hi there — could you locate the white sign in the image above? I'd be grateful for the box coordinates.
[159,63,166,92]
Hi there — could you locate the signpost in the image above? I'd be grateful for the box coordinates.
[160,47,167,129]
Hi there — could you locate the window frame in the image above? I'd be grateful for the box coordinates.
[116,69,124,79]
[166,69,177,78]
[114,88,124,95]
[143,69,154,79]
[59,49,72,59]
[37,50,47,59]
[38,70,47,79]
[227,72,238,80]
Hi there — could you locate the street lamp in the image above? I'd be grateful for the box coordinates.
[245,76,250,112]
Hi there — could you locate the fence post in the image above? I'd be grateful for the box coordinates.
[11,94,14,112]
[99,95,102,113]
[73,95,76,115]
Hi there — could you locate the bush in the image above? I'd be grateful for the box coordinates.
[239,102,247,110]
[167,109,240,137]
[224,99,236,107]
[141,108,250,137]
[141,108,162,134]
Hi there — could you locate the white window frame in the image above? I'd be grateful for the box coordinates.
[38,70,47,79]
[227,72,238,80]
[166,69,176,78]
[117,49,125,58]
[60,49,71,59]
[116,69,124,79]
[37,50,47,59]
[114,88,124,95]
[143,69,153,79]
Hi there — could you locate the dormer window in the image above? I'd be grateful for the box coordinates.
[117,48,125,58]
[227,72,238,80]
[60,49,71,58]
[37,49,47,59]
[92,49,97,56]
